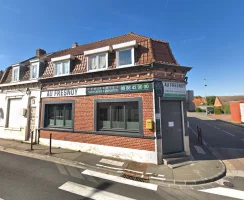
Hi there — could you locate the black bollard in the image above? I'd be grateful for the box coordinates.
[49,133,52,154]
[30,131,34,151]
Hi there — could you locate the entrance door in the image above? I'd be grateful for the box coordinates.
[28,98,37,141]
[161,101,184,155]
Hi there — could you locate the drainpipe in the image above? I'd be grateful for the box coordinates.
[37,83,43,144]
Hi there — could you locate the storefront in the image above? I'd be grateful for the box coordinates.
[39,81,157,163]
[39,77,189,164]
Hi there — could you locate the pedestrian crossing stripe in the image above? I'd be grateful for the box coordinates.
[200,187,244,199]
[59,181,136,200]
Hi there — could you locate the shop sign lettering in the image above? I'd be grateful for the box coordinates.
[162,81,186,98]
[86,83,152,95]
[41,88,86,98]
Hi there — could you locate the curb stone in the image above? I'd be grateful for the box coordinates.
[0,145,123,177]
[150,164,226,186]
[0,144,226,186]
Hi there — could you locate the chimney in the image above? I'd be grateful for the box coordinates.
[72,42,78,48]
[36,48,46,57]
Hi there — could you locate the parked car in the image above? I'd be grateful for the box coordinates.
[207,107,214,114]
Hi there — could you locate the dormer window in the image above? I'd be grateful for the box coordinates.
[12,66,19,82]
[54,61,69,76]
[51,55,74,76]
[30,64,38,79]
[116,48,134,67]
[29,58,43,80]
[88,53,107,71]
[113,40,137,68]
[84,46,112,72]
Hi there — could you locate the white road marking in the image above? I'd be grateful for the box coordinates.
[150,176,166,181]
[99,158,124,167]
[194,145,206,154]
[222,130,235,137]
[200,187,244,199]
[213,126,220,130]
[59,181,136,200]
[96,164,123,171]
[82,169,158,191]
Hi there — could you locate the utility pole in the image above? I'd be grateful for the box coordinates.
[203,78,207,115]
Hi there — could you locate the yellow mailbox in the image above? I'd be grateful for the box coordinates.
[146,119,153,130]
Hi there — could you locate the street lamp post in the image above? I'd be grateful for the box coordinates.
[203,78,207,115]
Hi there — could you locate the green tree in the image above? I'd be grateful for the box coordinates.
[194,96,202,99]
[206,96,216,106]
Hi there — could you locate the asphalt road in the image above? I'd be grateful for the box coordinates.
[0,151,238,200]
[188,113,244,149]
[188,112,244,199]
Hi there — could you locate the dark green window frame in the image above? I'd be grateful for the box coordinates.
[94,98,143,136]
[43,100,75,130]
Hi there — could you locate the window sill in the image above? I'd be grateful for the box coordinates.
[116,64,135,68]
[87,68,108,73]
[53,74,70,78]
[39,128,155,139]
[95,130,141,137]
[40,127,73,132]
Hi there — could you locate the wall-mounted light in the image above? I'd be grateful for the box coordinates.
[184,76,188,83]
[26,88,31,96]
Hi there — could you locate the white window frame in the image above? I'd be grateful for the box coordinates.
[116,47,135,68]
[30,63,39,80]
[12,67,20,82]
[87,52,108,72]
[54,60,70,77]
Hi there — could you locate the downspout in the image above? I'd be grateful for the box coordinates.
[37,83,43,144]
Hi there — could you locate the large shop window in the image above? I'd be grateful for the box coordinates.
[44,101,74,129]
[96,98,142,135]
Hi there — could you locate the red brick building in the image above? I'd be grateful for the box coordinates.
[38,33,191,164]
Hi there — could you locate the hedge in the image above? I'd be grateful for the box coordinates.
[214,107,222,114]
[195,107,202,112]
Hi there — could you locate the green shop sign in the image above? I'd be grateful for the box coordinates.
[86,82,153,95]
[163,81,186,98]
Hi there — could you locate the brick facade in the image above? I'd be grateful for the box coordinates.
[40,91,155,151]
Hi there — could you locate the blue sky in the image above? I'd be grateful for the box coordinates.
[0,0,243,96]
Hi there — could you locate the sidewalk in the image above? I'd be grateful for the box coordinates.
[0,137,225,186]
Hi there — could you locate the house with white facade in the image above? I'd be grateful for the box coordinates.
[0,49,49,142]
